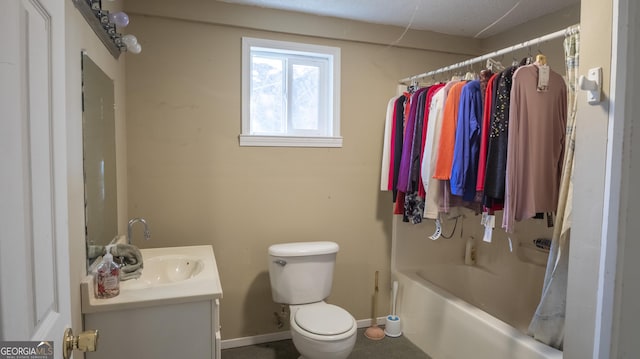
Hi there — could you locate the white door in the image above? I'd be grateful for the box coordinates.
[0,0,73,357]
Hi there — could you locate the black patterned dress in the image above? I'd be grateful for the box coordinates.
[483,66,518,205]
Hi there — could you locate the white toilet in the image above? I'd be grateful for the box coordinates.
[268,241,357,359]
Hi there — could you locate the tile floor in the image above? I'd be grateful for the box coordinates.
[221,328,431,359]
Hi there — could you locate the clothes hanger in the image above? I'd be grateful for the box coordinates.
[463,62,478,81]
[518,47,534,66]
[512,56,520,67]
[526,46,534,65]
[406,78,419,93]
[535,47,547,66]
[486,58,505,72]
[450,69,462,81]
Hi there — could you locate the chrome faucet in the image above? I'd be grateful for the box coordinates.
[127,218,151,244]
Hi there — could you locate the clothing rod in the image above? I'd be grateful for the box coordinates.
[399,24,580,84]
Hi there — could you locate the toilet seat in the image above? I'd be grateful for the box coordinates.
[294,304,354,336]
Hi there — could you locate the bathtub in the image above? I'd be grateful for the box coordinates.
[395,264,563,359]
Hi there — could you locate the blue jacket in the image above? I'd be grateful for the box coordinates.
[450,80,483,201]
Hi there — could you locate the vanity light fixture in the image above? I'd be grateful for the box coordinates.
[108,11,130,28]
[121,34,143,54]
[72,0,142,58]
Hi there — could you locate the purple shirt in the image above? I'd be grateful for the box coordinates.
[397,87,429,192]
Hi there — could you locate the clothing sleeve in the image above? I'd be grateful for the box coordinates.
[467,87,482,199]
[502,74,521,233]
[476,74,497,191]
[557,81,568,184]
[433,83,463,180]
[396,93,419,192]
[380,96,397,191]
[450,87,469,196]
[418,86,442,198]
[391,96,407,201]
[423,89,447,219]
[421,90,442,196]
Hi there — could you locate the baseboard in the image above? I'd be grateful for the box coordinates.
[221,330,291,350]
[220,316,387,350]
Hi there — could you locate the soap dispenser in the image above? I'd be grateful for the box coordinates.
[94,246,120,299]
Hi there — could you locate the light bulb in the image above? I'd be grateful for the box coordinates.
[108,12,129,27]
[121,34,137,47]
[128,43,142,54]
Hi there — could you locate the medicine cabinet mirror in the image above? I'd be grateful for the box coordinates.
[82,53,118,270]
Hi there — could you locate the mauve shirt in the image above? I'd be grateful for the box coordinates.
[502,65,567,232]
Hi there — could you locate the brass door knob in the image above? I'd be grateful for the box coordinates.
[63,328,99,359]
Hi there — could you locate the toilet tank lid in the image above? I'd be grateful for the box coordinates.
[268,241,339,257]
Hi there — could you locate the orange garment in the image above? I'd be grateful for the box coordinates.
[433,81,466,179]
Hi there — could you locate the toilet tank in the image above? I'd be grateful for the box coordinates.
[268,241,339,305]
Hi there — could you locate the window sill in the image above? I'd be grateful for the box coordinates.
[239,135,343,148]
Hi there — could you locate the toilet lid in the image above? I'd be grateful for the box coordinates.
[294,304,353,336]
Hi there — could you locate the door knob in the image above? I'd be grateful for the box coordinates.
[63,328,99,359]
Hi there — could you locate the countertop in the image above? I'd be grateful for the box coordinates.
[81,245,223,314]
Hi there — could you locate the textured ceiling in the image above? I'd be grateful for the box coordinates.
[218,0,579,38]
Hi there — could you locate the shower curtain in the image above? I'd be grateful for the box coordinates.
[527,26,580,350]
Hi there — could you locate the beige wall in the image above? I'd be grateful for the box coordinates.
[565,0,613,357]
[65,0,127,344]
[481,3,580,73]
[124,1,475,339]
[481,4,580,51]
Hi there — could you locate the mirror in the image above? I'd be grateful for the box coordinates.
[82,53,118,269]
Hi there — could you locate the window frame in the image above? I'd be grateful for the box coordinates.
[240,37,342,147]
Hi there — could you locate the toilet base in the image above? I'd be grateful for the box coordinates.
[291,328,356,359]
[286,302,357,359]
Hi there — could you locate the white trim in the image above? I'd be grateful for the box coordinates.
[241,37,251,136]
[244,37,342,59]
[220,330,290,350]
[594,0,628,358]
[220,316,386,349]
[239,134,343,148]
[241,37,341,148]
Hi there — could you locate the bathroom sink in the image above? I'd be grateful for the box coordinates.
[81,245,222,313]
[82,245,223,359]
[120,255,204,290]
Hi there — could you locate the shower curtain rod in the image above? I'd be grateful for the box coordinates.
[399,24,580,84]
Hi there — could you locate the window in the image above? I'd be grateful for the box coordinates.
[241,37,342,147]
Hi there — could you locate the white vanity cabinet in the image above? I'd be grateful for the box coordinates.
[84,299,221,359]
[81,245,223,359]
